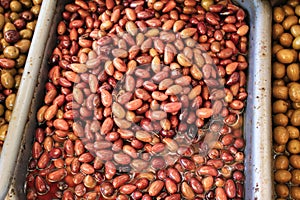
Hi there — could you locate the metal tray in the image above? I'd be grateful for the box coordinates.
[0,0,273,199]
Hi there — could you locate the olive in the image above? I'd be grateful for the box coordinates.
[273,126,289,145]
[3,46,19,59]
[289,82,300,102]
[287,139,300,154]
[1,71,15,89]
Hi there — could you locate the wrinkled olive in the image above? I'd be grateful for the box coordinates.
[287,126,300,139]
[279,33,293,47]
[273,85,289,100]
[289,82,300,102]
[19,29,32,39]
[16,54,26,68]
[290,155,300,168]
[287,63,300,81]
[273,113,289,126]
[272,62,286,79]
[4,30,20,43]
[273,100,289,114]
[275,170,292,183]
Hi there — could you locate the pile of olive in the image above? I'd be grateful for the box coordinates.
[0,0,42,152]
[272,0,300,199]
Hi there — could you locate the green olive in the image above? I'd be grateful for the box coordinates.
[273,126,289,145]
[20,0,32,8]
[3,22,16,33]
[201,0,214,11]
[296,5,300,16]
[287,126,300,139]
[287,63,300,81]
[3,46,19,59]
[275,170,292,183]
[273,100,289,113]
[0,104,4,117]
[272,62,286,79]
[291,187,300,199]
[291,109,300,126]
[5,93,16,110]
[273,7,285,23]
[0,14,4,31]
[0,124,8,141]
[274,155,289,170]
[273,85,289,99]
[283,15,298,30]
[19,29,32,39]
[16,54,26,68]
[288,139,300,154]
[1,71,15,89]
[273,79,286,86]
[291,25,300,37]
[10,1,22,12]
[273,24,284,40]
[290,155,300,168]
[273,113,289,126]
[273,43,284,55]
[4,110,11,122]
[275,184,289,198]
[283,5,295,16]
[289,82,300,102]
[14,39,30,53]
[276,49,297,64]
[293,36,300,50]
[32,0,42,5]
[9,12,19,22]
[26,20,36,31]
[288,0,299,7]
[14,74,21,89]
[0,38,9,49]
[31,5,40,16]
[279,33,293,47]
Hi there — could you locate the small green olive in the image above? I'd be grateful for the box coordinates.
[16,54,26,68]
[296,5,300,16]
[273,100,289,114]
[32,0,42,5]
[4,110,11,122]
[0,124,8,141]
[9,12,19,22]
[10,1,22,12]
[1,71,15,89]
[20,0,32,8]
[293,35,300,50]
[5,93,16,110]
[0,14,5,31]
[276,49,297,64]
[273,126,289,145]
[291,109,300,126]
[272,62,286,79]
[201,0,214,11]
[19,29,32,39]
[291,25,300,37]
[289,82,300,102]
[14,39,30,53]
[0,104,4,117]
[283,15,298,30]
[279,33,293,47]
[273,24,284,40]
[3,22,16,33]
[30,5,40,16]
[3,46,19,59]
[287,63,300,81]
[273,7,285,23]
[26,20,36,31]
[14,74,21,89]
